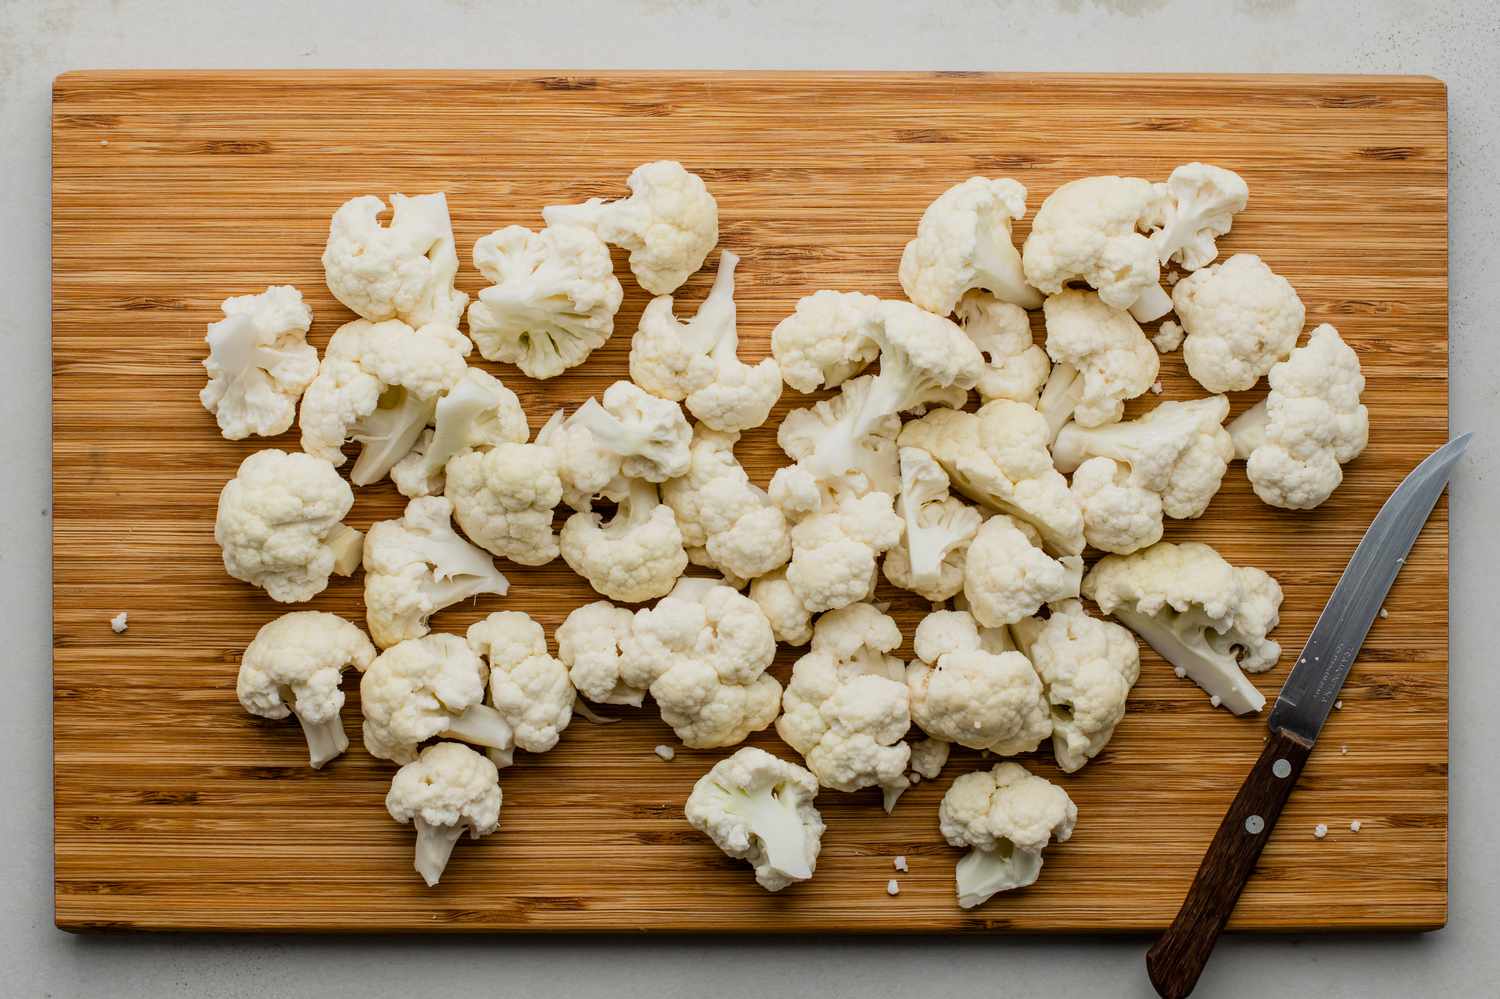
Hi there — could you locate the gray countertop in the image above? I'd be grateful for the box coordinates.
[5,0,1497,995]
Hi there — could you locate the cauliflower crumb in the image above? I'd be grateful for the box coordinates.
[886,879,901,896]
[908,773,921,784]
[1173,666,1187,679]
[1378,607,1389,619]
[1349,820,1362,832]
[1209,694,1222,708]
[1313,823,1328,839]
[1149,380,1164,395]
[1335,699,1343,710]
[654,744,676,761]
[1165,271,1180,287]
[894,856,909,872]
[110,612,129,634]
[1340,744,1348,755]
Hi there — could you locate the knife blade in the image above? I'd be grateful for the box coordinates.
[1146,433,1470,999]
[1269,432,1472,746]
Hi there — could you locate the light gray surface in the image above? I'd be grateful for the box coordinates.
[3,0,1497,995]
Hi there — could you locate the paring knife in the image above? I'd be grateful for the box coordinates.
[1145,434,1471,999]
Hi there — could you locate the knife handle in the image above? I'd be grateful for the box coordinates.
[1146,728,1313,998]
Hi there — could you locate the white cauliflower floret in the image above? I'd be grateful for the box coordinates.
[907,609,1051,755]
[214,449,363,603]
[1022,175,1173,322]
[1053,395,1235,522]
[560,477,688,602]
[565,380,693,485]
[883,447,983,603]
[778,375,902,498]
[359,633,513,764]
[955,291,1051,405]
[630,250,782,432]
[386,742,501,887]
[909,737,951,781]
[543,160,718,295]
[900,401,1084,556]
[199,285,318,440]
[322,192,467,328]
[794,300,983,483]
[899,176,1042,313]
[964,516,1083,628]
[1153,319,1185,354]
[661,426,791,582]
[1228,324,1369,510]
[684,747,825,891]
[1011,600,1140,772]
[391,368,528,498]
[770,289,883,393]
[1149,163,1249,270]
[618,578,782,748]
[1069,457,1163,555]
[467,224,624,379]
[1041,290,1159,428]
[445,442,562,567]
[556,601,644,706]
[775,603,912,807]
[784,490,902,613]
[363,496,510,648]
[940,763,1077,909]
[467,611,574,766]
[748,567,814,647]
[297,318,471,486]
[1173,253,1305,393]
[235,611,376,768]
[1084,540,1283,714]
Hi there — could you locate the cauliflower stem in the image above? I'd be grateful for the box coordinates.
[722,780,815,882]
[441,702,516,756]
[1108,604,1266,714]
[294,711,351,769]
[350,386,440,487]
[327,524,365,576]
[412,816,469,888]
[955,841,1044,910]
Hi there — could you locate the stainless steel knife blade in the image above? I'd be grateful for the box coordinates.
[1267,434,1471,746]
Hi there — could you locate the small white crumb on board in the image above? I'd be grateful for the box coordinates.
[886,879,900,896]
[1209,694,1221,708]
[1335,699,1343,710]
[1313,823,1328,839]
[1378,607,1389,619]
[110,612,128,633]
[1149,381,1164,395]
[1350,820,1362,832]
[894,856,908,872]
[653,745,675,761]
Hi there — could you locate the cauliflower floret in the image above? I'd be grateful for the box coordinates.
[560,477,688,602]
[199,285,318,440]
[1228,324,1369,510]
[391,368,528,498]
[235,611,376,768]
[215,449,363,603]
[775,603,913,807]
[770,289,883,393]
[565,380,693,485]
[940,762,1077,909]
[543,160,718,295]
[793,300,983,483]
[1041,290,1159,428]
[661,426,791,582]
[1022,175,1173,322]
[1053,395,1235,522]
[784,490,902,613]
[883,447,983,603]
[322,192,467,328]
[467,224,624,379]
[907,609,1051,755]
[386,742,501,886]
[964,516,1083,628]
[630,250,782,432]
[1153,319,1185,354]
[556,601,644,706]
[1012,600,1140,772]
[1083,541,1283,714]
[363,497,510,648]
[1069,457,1163,555]
[467,611,574,765]
[1149,163,1249,270]
[359,633,513,764]
[1173,253,1305,393]
[955,291,1051,405]
[445,442,562,567]
[778,375,902,498]
[908,737,951,781]
[618,578,782,748]
[298,318,471,486]
[684,746,825,891]
[900,401,1084,556]
[748,567,814,647]
[898,176,1042,314]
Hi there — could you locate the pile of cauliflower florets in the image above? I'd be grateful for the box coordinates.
[204,158,1366,907]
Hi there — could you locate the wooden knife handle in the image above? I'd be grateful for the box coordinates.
[1146,728,1314,998]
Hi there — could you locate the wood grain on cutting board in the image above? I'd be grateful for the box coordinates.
[51,72,1448,933]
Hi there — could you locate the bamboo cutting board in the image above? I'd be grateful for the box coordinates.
[52,71,1449,933]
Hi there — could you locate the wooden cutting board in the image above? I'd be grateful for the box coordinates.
[52,71,1449,933]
